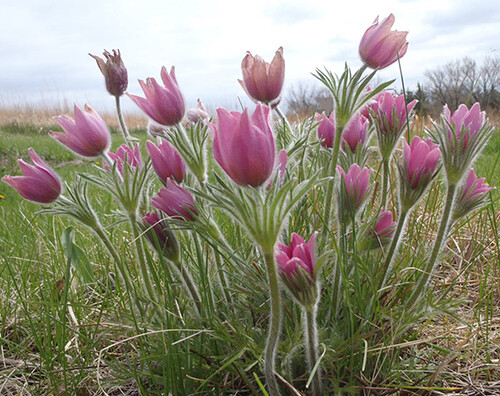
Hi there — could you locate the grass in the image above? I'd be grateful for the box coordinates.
[0,112,499,395]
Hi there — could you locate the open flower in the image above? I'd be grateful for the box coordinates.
[2,149,61,204]
[151,179,197,221]
[238,47,285,105]
[276,233,318,306]
[146,139,185,184]
[128,66,185,126]
[316,111,335,148]
[89,49,128,97]
[210,104,275,187]
[50,104,110,158]
[105,144,142,175]
[359,14,408,70]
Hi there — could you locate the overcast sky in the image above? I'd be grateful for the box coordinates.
[0,0,499,115]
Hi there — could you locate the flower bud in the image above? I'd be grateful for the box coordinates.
[2,148,61,204]
[316,111,335,148]
[50,104,110,158]
[342,113,369,153]
[359,14,408,70]
[105,144,142,175]
[210,104,275,187]
[142,211,180,262]
[452,169,493,222]
[89,49,128,97]
[146,139,185,184]
[128,66,185,126]
[186,99,209,123]
[337,164,372,220]
[358,210,396,251]
[276,233,319,307]
[238,47,285,105]
[151,179,197,222]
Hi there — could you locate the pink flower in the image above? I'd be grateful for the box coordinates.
[151,179,197,221]
[460,169,493,202]
[2,149,61,203]
[238,47,285,105]
[276,233,317,285]
[337,164,372,209]
[105,144,142,174]
[372,92,417,132]
[89,49,128,97]
[316,111,335,148]
[146,139,185,184]
[210,104,275,187]
[186,98,209,123]
[128,66,185,126]
[375,210,396,239]
[50,104,110,158]
[443,103,485,150]
[359,14,408,70]
[403,136,441,189]
[342,113,369,152]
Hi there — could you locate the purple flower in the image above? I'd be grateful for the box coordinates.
[375,210,396,240]
[342,113,369,152]
[337,164,372,210]
[151,179,197,221]
[210,104,275,187]
[276,233,316,285]
[146,139,185,184]
[105,144,142,175]
[460,169,493,202]
[2,148,61,203]
[359,14,408,70]
[142,211,179,260]
[372,92,417,132]
[89,49,128,97]
[238,47,285,105]
[128,66,185,126]
[316,111,335,148]
[403,136,441,189]
[50,104,110,158]
[443,103,486,151]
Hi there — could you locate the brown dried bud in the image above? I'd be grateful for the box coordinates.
[89,49,128,97]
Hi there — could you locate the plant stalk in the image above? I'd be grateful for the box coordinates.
[172,257,202,317]
[380,158,390,209]
[262,249,282,396]
[407,183,457,307]
[304,305,322,396]
[115,95,132,147]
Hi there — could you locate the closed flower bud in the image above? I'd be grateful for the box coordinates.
[89,49,128,97]
[398,136,441,210]
[151,179,197,222]
[358,210,396,251]
[146,139,185,184]
[316,111,335,148]
[238,47,285,105]
[452,169,493,222]
[142,211,180,262]
[276,232,319,307]
[50,104,111,158]
[186,99,209,123]
[359,14,408,70]
[128,66,185,126]
[337,164,372,220]
[342,113,369,153]
[210,104,275,187]
[2,148,61,204]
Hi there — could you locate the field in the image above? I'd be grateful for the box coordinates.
[0,105,499,395]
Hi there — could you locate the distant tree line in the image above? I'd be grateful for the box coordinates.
[285,56,500,118]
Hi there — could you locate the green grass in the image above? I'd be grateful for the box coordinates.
[0,121,499,395]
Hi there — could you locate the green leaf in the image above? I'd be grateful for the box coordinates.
[61,227,94,284]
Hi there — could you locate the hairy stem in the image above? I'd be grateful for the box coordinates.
[274,106,292,132]
[115,95,132,146]
[304,306,322,396]
[407,183,457,307]
[172,257,202,317]
[380,158,390,209]
[262,249,282,396]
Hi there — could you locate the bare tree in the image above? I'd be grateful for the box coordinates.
[284,82,332,118]
[425,56,500,112]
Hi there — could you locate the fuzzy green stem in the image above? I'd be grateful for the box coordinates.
[380,208,409,289]
[129,212,156,302]
[321,124,345,236]
[380,159,390,209]
[262,249,282,396]
[407,183,457,307]
[172,256,202,317]
[397,56,411,142]
[115,95,132,147]
[304,306,322,396]
[274,106,292,132]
